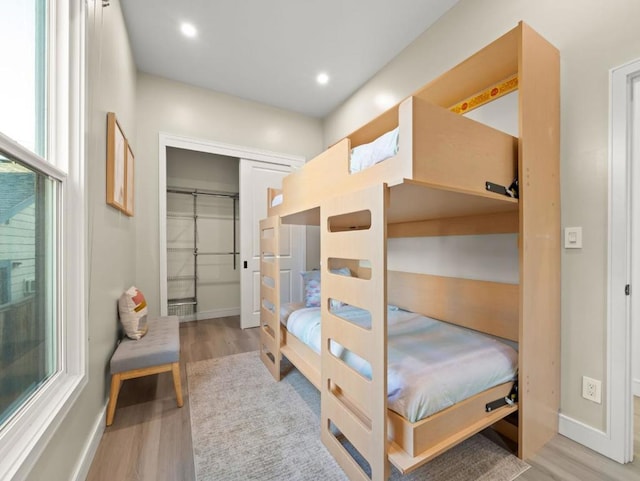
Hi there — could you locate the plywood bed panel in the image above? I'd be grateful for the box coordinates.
[517,22,561,460]
[259,217,281,381]
[280,329,321,389]
[387,382,516,470]
[320,184,389,481]
[271,98,517,224]
[388,210,519,238]
[322,180,518,232]
[387,270,519,342]
[412,23,519,109]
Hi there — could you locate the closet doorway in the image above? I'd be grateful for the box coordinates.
[165,149,240,321]
[158,134,305,328]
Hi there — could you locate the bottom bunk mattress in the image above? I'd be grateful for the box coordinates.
[280,304,518,423]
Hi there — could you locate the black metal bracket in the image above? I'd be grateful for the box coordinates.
[485,178,519,199]
[486,381,518,412]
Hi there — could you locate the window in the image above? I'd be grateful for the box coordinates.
[0,154,58,427]
[0,0,47,155]
[0,1,85,479]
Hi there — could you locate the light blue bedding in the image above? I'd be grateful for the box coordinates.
[282,304,518,423]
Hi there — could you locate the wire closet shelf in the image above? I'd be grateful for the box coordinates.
[166,187,239,318]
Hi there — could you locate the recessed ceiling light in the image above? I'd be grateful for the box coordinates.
[180,22,197,38]
[316,72,329,85]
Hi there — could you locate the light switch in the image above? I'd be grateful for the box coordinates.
[564,227,582,249]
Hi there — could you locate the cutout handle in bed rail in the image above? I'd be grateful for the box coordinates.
[327,209,371,232]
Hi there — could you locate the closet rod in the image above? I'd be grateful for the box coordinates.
[167,187,239,199]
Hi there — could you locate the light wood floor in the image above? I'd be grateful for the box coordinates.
[86,317,640,481]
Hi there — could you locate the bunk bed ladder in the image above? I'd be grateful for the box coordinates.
[320,184,389,481]
[259,216,281,381]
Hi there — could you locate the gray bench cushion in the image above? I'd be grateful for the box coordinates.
[110,316,180,374]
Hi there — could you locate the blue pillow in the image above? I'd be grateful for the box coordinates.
[301,268,352,308]
[301,270,321,307]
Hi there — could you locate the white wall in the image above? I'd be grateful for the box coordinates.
[25,1,138,479]
[135,73,323,318]
[323,0,640,431]
[166,148,241,319]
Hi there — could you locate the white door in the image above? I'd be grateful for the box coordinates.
[608,60,640,463]
[631,74,640,459]
[239,159,304,329]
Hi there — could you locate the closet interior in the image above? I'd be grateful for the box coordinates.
[165,148,240,321]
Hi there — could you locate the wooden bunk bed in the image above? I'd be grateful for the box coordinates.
[259,21,559,481]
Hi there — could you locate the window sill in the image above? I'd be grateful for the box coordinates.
[0,370,87,481]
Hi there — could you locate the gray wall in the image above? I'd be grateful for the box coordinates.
[323,0,640,431]
[26,1,138,479]
[135,73,323,318]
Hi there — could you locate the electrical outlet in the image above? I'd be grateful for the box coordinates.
[582,376,602,403]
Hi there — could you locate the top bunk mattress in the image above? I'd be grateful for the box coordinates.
[280,303,518,423]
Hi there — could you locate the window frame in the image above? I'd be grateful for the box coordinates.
[0,1,86,479]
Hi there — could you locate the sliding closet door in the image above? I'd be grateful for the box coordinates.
[239,159,304,329]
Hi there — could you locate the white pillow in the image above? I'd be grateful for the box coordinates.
[118,286,149,340]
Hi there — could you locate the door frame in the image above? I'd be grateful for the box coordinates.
[158,132,304,318]
[604,58,639,462]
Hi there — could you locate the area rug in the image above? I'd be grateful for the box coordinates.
[187,351,529,480]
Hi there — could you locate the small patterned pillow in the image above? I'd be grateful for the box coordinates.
[118,286,149,340]
[301,270,321,307]
[301,268,353,309]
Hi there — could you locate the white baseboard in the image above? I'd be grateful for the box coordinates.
[558,413,625,463]
[70,403,106,481]
[177,307,240,323]
[633,379,640,397]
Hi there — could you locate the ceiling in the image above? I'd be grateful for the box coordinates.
[120,0,459,118]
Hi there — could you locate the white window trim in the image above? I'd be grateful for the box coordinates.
[0,0,86,479]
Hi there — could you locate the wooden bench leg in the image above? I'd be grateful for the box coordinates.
[172,362,184,408]
[106,373,122,426]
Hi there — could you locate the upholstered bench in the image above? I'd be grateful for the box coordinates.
[106,316,183,426]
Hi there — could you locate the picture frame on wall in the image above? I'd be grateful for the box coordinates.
[106,112,134,216]
[124,142,134,216]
